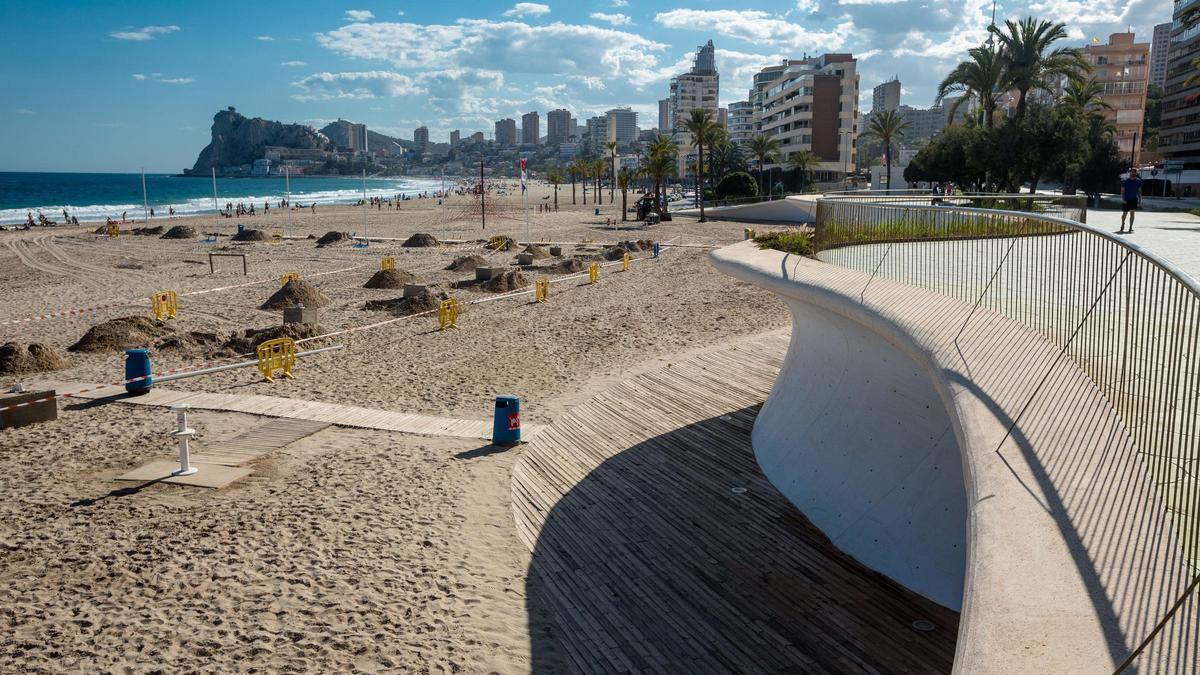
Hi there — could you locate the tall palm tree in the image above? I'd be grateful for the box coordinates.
[682,108,720,222]
[642,135,678,217]
[606,140,618,202]
[546,169,563,210]
[592,158,606,206]
[748,135,780,200]
[617,168,633,221]
[1061,77,1112,117]
[990,17,1088,120]
[936,46,1008,129]
[568,160,581,205]
[861,109,910,191]
[788,150,820,193]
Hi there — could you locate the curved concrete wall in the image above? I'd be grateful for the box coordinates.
[676,195,817,223]
[756,295,966,609]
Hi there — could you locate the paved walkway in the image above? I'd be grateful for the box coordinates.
[35,381,515,441]
[512,332,958,673]
[1086,208,1200,280]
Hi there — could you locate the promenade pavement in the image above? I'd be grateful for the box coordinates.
[1087,208,1200,281]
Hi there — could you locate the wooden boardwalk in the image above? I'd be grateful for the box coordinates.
[38,381,512,441]
[187,418,330,466]
[512,332,960,673]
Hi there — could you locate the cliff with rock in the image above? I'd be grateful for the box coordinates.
[188,107,332,174]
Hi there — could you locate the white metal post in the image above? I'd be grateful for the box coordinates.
[171,404,198,476]
[141,168,149,223]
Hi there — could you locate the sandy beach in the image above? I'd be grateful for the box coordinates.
[0,181,788,672]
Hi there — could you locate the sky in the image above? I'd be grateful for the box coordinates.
[0,0,1172,173]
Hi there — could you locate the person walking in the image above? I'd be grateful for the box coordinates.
[1119,168,1143,234]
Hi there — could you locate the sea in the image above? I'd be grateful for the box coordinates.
[0,172,448,225]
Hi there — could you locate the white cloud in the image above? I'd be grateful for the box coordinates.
[132,73,146,80]
[15,108,34,115]
[256,35,275,41]
[796,0,821,12]
[503,3,551,18]
[316,19,667,81]
[590,12,631,26]
[611,0,629,5]
[281,60,308,67]
[653,10,850,51]
[838,0,905,4]
[158,77,194,84]
[345,9,375,22]
[109,25,180,41]
[291,70,424,100]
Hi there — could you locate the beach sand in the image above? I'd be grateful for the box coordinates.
[0,181,789,671]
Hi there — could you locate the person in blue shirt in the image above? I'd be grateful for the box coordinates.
[1119,168,1142,234]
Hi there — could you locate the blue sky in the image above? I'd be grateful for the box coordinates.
[0,0,1171,173]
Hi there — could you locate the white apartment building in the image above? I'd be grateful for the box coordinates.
[756,53,859,179]
[605,107,638,147]
[668,40,720,172]
[727,100,755,148]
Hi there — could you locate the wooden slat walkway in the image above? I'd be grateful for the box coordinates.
[187,418,331,466]
[38,381,510,441]
[512,332,960,673]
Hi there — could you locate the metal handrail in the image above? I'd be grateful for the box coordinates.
[813,196,1200,672]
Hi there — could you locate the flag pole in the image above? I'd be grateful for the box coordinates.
[361,167,368,244]
[211,168,219,218]
[284,166,292,236]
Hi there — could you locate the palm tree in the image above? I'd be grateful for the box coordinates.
[682,108,720,222]
[546,169,563,210]
[936,46,1008,129]
[568,160,581,205]
[748,135,780,200]
[861,109,910,191]
[990,17,1088,120]
[592,158,606,206]
[617,168,633,221]
[605,140,618,202]
[642,135,678,217]
[788,150,820,193]
[1061,77,1112,117]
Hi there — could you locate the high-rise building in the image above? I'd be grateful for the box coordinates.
[547,109,573,144]
[450,129,461,146]
[1151,22,1172,88]
[668,40,720,133]
[469,131,485,143]
[755,53,859,179]
[521,111,540,145]
[584,116,606,155]
[896,105,946,141]
[658,99,671,134]
[413,126,429,152]
[605,107,638,147]
[718,107,728,128]
[1084,32,1150,163]
[872,78,901,113]
[727,100,755,148]
[495,118,517,147]
[326,119,370,153]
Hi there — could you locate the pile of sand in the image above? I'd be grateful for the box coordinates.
[231,228,267,242]
[554,258,587,273]
[402,233,440,248]
[482,269,529,293]
[160,225,197,239]
[522,244,551,260]
[485,236,516,251]
[131,226,165,236]
[222,323,326,355]
[261,279,332,310]
[316,231,352,247]
[68,316,174,353]
[363,289,448,316]
[154,331,225,355]
[447,254,488,272]
[604,240,657,261]
[363,268,417,289]
[0,342,67,375]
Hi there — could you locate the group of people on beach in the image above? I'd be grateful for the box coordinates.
[23,210,79,228]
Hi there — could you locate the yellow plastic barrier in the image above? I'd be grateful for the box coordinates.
[106,223,120,238]
[151,290,178,320]
[489,235,509,251]
[269,230,284,245]
[381,256,396,271]
[622,252,631,271]
[535,277,549,303]
[438,298,460,330]
[279,271,300,286]
[588,262,600,285]
[256,337,296,382]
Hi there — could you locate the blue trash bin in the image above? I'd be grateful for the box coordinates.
[237,223,245,234]
[124,348,153,395]
[594,207,600,216]
[653,242,660,258]
[493,395,521,445]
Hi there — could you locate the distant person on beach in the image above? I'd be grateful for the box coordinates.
[150,208,154,217]
[169,206,175,217]
[121,211,127,223]
[311,203,316,213]
[1119,168,1142,234]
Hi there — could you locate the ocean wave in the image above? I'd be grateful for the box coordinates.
[0,177,448,225]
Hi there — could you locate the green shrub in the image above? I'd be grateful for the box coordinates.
[754,230,813,256]
[716,172,758,199]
